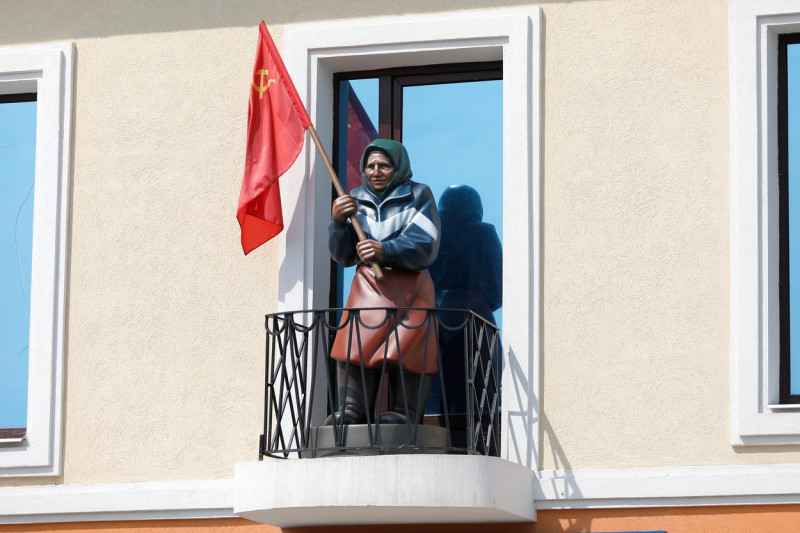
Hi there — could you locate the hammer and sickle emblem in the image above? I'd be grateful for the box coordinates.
[252,69,276,99]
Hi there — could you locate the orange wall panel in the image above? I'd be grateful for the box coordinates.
[2,507,800,533]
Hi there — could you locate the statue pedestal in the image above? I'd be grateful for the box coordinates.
[303,424,449,458]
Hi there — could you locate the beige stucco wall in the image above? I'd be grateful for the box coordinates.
[62,27,273,483]
[541,0,735,469]
[538,0,798,470]
[2,0,800,485]
[0,3,282,484]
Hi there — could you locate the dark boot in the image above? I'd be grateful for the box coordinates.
[378,366,432,424]
[326,362,378,425]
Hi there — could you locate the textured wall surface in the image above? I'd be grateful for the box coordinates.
[0,4,281,484]
[65,24,275,483]
[538,0,800,469]
[1,0,799,486]
[541,0,733,468]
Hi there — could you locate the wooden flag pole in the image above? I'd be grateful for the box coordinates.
[307,124,384,281]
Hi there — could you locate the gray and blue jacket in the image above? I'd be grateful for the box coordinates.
[328,181,441,272]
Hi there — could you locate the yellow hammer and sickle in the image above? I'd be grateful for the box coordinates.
[252,69,276,99]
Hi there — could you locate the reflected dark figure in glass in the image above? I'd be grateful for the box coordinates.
[427,185,502,415]
[327,139,441,425]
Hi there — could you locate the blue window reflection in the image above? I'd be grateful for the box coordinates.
[0,98,36,429]
[333,76,503,417]
[788,42,800,396]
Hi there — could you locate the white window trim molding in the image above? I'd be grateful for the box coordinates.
[274,6,542,469]
[0,42,73,475]
[730,1,800,446]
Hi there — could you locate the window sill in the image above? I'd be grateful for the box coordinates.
[767,404,800,411]
[0,429,26,445]
[234,455,536,527]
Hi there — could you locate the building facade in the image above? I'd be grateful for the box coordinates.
[2,0,800,531]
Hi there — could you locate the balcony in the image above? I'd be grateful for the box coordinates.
[234,307,536,526]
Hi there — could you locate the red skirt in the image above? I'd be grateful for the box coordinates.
[331,266,438,374]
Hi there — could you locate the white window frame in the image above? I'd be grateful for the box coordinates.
[730,1,800,445]
[275,8,542,467]
[0,43,73,475]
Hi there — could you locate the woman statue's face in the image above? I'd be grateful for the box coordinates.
[364,151,395,192]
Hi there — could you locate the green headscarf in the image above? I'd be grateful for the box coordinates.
[359,139,413,201]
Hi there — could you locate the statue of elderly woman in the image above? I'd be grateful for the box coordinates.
[328,139,440,426]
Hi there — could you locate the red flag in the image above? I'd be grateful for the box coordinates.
[237,21,312,254]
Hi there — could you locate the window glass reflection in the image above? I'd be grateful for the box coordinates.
[788,42,800,395]
[401,80,502,415]
[333,77,503,416]
[335,79,379,306]
[0,98,36,429]
[427,185,502,415]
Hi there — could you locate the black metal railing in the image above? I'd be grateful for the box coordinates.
[259,307,501,459]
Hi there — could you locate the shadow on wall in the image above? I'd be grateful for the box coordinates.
[282,517,666,533]
[540,411,592,533]
[0,0,604,45]
[506,346,538,469]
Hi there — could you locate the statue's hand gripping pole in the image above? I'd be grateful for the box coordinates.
[308,125,384,281]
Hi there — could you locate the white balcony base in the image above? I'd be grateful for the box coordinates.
[234,455,536,527]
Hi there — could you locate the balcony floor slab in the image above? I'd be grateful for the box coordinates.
[234,454,536,526]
